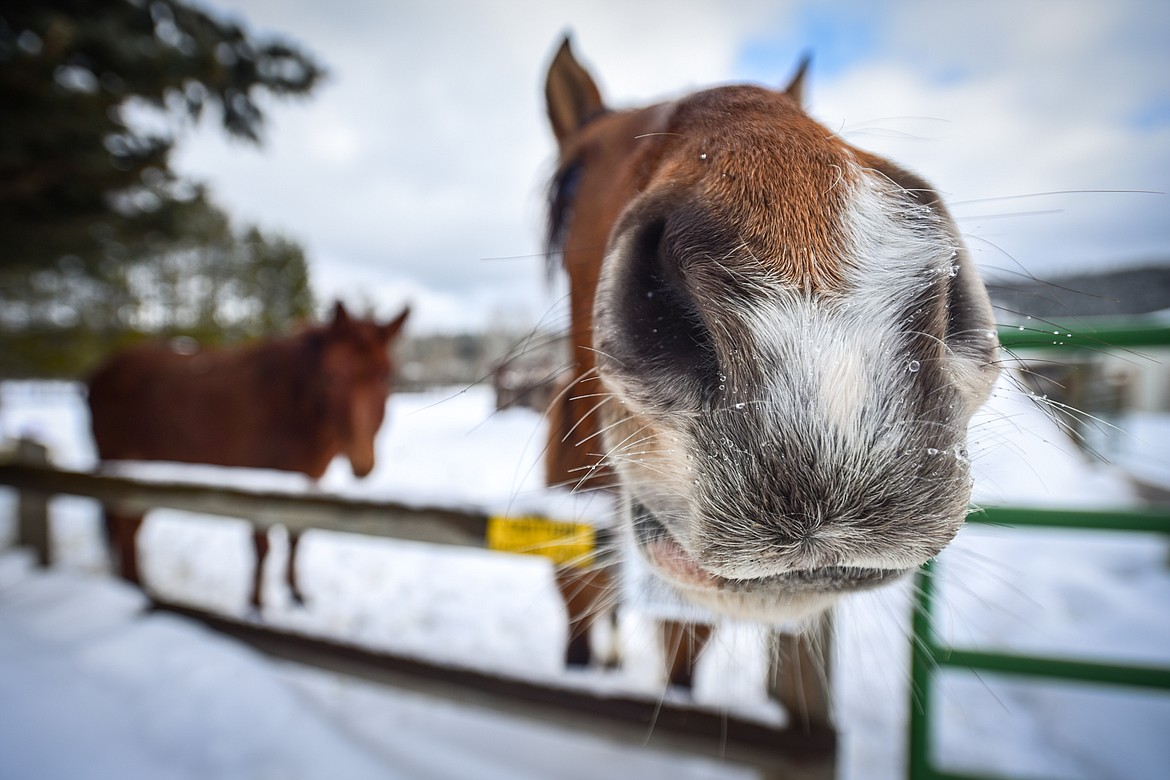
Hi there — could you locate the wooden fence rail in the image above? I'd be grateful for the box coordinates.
[2,447,492,558]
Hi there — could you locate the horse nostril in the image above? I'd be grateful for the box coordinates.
[606,216,718,394]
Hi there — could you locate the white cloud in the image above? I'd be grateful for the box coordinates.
[802,0,1170,278]
[175,0,781,331]
[173,0,1170,331]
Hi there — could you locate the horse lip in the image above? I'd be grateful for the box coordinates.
[630,501,905,593]
[632,501,672,545]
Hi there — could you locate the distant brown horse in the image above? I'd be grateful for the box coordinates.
[542,39,999,681]
[88,302,409,610]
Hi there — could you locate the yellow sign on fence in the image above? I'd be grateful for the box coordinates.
[486,515,596,568]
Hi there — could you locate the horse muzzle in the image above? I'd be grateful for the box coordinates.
[629,501,911,621]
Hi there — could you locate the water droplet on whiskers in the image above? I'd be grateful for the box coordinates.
[906,360,921,373]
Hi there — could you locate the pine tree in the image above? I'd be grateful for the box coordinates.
[0,0,323,274]
[0,1,324,376]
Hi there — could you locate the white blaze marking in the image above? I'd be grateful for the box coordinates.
[818,346,869,431]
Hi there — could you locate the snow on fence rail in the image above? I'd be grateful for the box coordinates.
[2,441,498,556]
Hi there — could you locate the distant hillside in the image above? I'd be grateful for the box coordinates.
[986,264,1170,322]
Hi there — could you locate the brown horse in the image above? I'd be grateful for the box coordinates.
[87,302,410,610]
[542,39,999,679]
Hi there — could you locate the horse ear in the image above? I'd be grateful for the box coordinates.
[783,52,812,107]
[545,35,605,145]
[381,306,410,343]
[331,301,351,327]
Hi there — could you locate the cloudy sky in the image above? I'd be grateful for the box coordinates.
[173,0,1170,333]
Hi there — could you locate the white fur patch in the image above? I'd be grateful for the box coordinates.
[741,164,955,438]
[840,163,957,317]
[817,341,869,433]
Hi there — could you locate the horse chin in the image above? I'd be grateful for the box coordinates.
[630,501,910,623]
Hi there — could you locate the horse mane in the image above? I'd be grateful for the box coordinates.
[544,111,609,279]
[545,160,578,276]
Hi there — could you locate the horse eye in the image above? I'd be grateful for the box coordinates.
[558,161,582,204]
[549,160,583,251]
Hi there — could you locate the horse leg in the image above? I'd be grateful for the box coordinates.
[660,620,713,690]
[102,508,119,571]
[105,509,146,586]
[120,514,145,585]
[555,567,592,666]
[251,527,269,613]
[286,528,306,606]
[554,566,615,667]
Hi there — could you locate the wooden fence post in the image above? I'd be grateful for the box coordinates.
[767,611,834,731]
[15,438,51,567]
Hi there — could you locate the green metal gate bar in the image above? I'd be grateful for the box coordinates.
[909,508,1170,780]
[907,320,1170,780]
[971,505,1170,534]
[996,320,1170,349]
[931,646,1170,691]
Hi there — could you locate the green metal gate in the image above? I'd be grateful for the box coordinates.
[907,321,1170,780]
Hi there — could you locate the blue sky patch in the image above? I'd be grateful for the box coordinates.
[1131,98,1170,131]
[734,3,882,84]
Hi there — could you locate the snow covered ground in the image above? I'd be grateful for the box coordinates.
[1,378,1169,779]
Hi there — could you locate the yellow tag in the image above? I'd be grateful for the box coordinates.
[486,516,596,567]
